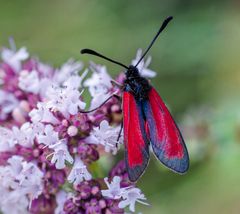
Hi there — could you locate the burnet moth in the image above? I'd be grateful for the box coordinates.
[80,16,189,182]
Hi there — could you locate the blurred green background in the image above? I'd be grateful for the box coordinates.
[1,0,240,213]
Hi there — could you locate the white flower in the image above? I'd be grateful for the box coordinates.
[17,161,43,184]
[0,167,19,190]
[55,190,68,214]
[1,47,29,72]
[46,85,86,118]
[0,90,19,120]
[62,69,88,90]
[0,127,15,151]
[68,157,92,185]
[36,61,54,77]
[84,62,112,96]
[18,70,40,94]
[7,156,24,184]
[102,176,148,212]
[88,92,111,110]
[131,49,156,78]
[37,124,59,147]
[53,59,84,84]
[49,140,74,169]
[29,102,59,124]
[1,190,29,214]
[101,176,122,199]
[92,120,122,155]
[19,162,44,203]
[31,122,45,136]
[118,187,149,212]
[0,68,5,85]
[12,122,34,147]
[0,156,44,213]
[38,78,54,99]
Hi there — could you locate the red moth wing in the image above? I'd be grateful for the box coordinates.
[143,88,189,173]
[123,91,150,182]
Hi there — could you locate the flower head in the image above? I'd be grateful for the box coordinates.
[68,157,92,186]
[46,85,86,118]
[118,187,148,212]
[49,140,74,169]
[102,176,149,212]
[18,70,40,94]
[102,176,122,200]
[37,124,59,147]
[1,47,29,72]
[92,120,122,155]
[0,45,149,213]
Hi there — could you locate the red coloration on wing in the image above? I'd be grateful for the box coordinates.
[123,92,149,181]
[144,87,189,173]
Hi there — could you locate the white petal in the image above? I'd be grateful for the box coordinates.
[56,157,65,169]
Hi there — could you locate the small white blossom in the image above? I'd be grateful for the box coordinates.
[53,59,83,84]
[68,157,92,185]
[0,90,19,120]
[1,47,29,72]
[62,69,88,90]
[84,62,112,96]
[37,124,59,147]
[29,102,59,124]
[102,176,148,212]
[55,190,68,214]
[92,120,122,155]
[37,61,54,76]
[12,122,34,147]
[46,85,86,118]
[0,156,44,214]
[7,156,24,181]
[119,187,149,212]
[0,68,5,85]
[101,176,122,199]
[49,140,74,169]
[1,191,29,214]
[38,78,54,99]
[18,70,40,94]
[31,122,45,136]
[17,161,43,184]
[19,162,44,203]
[131,49,156,78]
[0,127,15,151]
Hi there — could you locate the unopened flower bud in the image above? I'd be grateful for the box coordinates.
[111,104,120,112]
[12,107,26,124]
[19,100,30,112]
[62,119,68,127]
[67,125,78,136]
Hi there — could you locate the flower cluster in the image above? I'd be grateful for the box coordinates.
[0,43,153,213]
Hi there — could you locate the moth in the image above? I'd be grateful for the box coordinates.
[80,16,189,182]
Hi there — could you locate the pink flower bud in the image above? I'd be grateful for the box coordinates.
[19,100,30,112]
[62,119,69,127]
[67,125,78,137]
[111,104,120,112]
[12,107,26,124]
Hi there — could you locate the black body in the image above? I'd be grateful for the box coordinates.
[124,65,152,101]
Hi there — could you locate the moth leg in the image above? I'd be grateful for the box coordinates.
[117,120,123,142]
[79,94,120,113]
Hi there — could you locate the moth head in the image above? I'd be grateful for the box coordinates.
[125,65,140,78]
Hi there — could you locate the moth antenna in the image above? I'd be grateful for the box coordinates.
[81,49,129,69]
[135,16,173,67]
